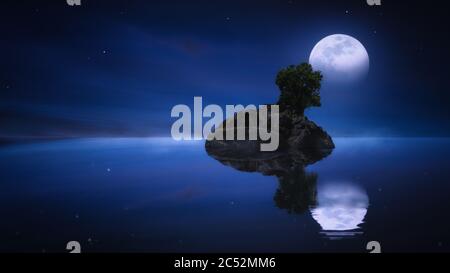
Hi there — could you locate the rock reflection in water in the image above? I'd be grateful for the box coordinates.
[206,137,369,239]
[205,138,331,216]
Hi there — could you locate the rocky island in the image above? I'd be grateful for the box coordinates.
[205,62,334,170]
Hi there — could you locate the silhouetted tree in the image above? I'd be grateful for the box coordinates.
[276,63,323,116]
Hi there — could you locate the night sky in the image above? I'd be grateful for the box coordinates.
[1,0,450,139]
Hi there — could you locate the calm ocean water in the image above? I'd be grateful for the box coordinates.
[0,137,449,252]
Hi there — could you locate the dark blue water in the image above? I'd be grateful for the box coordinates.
[1,137,450,253]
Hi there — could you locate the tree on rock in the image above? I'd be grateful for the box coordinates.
[276,63,323,116]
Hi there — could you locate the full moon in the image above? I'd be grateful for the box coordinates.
[309,34,369,83]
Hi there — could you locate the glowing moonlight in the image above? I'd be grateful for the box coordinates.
[310,183,369,232]
[309,34,369,83]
